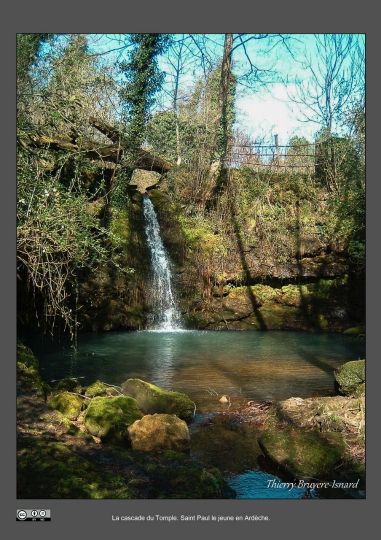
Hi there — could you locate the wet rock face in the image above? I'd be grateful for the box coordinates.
[83,396,142,442]
[186,277,357,332]
[335,360,365,396]
[122,378,195,422]
[128,413,190,453]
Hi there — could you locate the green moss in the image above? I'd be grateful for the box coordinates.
[335,360,365,396]
[17,344,45,395]
[343,326,365,336]
[178,214,227,256]
[121,379,195,421]
[109,208,130,251]
[17,438,131,499]
[85,380,109,398]
[280,284,304,306]
[258,304,303,330]
[48,392,83,420]
[259,429,344,479]
[84,396,142,442]
[17,343,39,369]
[228,284,279,304]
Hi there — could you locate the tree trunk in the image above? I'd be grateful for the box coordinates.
[205,33,234,209]
[24,117,173,175]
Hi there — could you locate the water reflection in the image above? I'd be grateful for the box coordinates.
[31,330,365,412]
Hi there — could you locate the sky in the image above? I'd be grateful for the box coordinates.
[85,33,365,145]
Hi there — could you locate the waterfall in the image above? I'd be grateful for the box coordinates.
[143,195,182,331]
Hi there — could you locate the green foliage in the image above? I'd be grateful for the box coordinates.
[17,33,52,84]
[110,169,131,209]
[178,214,227,256]
[17,149,109,330]
[120,34,170,153]
[147,110,198,163]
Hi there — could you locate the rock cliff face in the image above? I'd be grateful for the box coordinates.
[147,187,363,333]
[75,179,363,333]
[78,191,152,331]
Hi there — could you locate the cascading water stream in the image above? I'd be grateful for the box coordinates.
[143,195,182,331]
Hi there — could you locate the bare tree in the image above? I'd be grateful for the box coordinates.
[288,34,365,133]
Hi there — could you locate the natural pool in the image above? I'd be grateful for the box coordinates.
[31,329,365,412]
[27,329,365,499]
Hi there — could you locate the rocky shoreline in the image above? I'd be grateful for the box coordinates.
[17,343,365,499]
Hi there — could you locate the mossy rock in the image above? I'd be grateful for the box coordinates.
[128,414,190,453]
[48,392,84,420]
[17,344,45,395]
[84,396,142,442]
[17,362,44,394]
[343,326,365,336]
[259,428,344,479]
[335,360,365,396]
[85,380,109,398]
[17,343,39,369]
[17,437,131,499]
[121,379,195,421]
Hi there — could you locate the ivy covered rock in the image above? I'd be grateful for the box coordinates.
[121,379,195,421]
[48,391,84,420]
[335,360,365,396]
[128,414,190,453]
[84,396,142,442]
[259,428,343,480]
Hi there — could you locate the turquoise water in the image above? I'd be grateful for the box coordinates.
[30,329,364,412]
[27,329,365,499]
[228,470,318,499]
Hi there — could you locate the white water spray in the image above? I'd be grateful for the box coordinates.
[143,195,182,331]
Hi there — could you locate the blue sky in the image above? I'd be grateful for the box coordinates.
[86,34,365,144]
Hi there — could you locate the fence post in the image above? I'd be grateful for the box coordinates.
[274,134,279,160]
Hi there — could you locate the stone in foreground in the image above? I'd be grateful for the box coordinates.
[128,413,190,453]
[122,378,195,421]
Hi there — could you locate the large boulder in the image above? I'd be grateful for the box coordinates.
[121,379,195,421]
[335,360,365,396]
[84,396,142,442]
[48,392,83,420]
[128,414,190,453]
[259,428,343,480]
